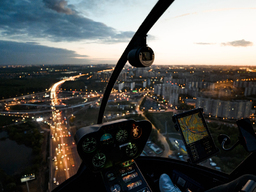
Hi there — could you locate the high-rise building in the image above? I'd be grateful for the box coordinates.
[143,80,147,88]
[162,84,180,105]
[245,86,256,96]
[163,76,173,84]
[196,97,252,119]
[118,82,124,92]
[130,82,135,90]
[147,79,151,87]
[154,84,162,96]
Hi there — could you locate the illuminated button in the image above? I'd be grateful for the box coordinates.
[110,184,121,192]
[122,172,138,182]
[138,187,150,192]
[106,172,116,181]
[120,169,126,174]
[127,180,142,190]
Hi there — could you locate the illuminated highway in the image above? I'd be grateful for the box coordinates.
[49,74,84,190]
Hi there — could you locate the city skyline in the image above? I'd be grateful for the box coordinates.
[0,0,256,65]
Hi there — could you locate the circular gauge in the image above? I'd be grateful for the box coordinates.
[131,124,142,139]
[125,143,138,157]
[116,129,128,142]
[92,152,106,168]
[110,184,121,192]
[100,133,113,145]
[82,137,97,153]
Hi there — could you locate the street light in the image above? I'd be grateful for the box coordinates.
[21,174,35,192]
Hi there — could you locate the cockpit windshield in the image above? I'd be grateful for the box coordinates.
[0,0,256,191]
[105,64,253,173]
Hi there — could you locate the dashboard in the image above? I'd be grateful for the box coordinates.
[75,119,152,172]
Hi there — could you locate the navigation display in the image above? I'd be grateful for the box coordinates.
[172,108,218,164]
[178,112,208,145]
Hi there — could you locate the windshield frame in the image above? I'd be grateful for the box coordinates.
[97,0,175,124]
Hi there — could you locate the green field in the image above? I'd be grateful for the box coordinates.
[144,111,176,134]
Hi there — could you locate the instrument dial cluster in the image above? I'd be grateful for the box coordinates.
[75,119,152,172]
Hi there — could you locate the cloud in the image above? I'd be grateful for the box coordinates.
[43,0,74,15]
[173,12,197,19]
[194,42,215,45]
[221,39,253,47]
[0,0,134,43]
[0,40,89,65]
[202,7,256,14]
[173,8,256,19]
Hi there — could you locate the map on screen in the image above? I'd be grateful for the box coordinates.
[178,112,208,145]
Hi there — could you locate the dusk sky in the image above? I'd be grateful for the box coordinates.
[1,0,256,65]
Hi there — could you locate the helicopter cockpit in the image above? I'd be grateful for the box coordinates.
[52,0,256,192]
[52,108,256,192]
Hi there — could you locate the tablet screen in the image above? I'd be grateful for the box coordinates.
[173,108,219,164]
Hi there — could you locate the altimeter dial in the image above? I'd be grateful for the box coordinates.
[82,137,97,153]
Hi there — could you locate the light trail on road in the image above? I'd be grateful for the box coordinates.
[49,74,85,190]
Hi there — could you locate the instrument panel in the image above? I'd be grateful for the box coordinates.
[75,119,152,172]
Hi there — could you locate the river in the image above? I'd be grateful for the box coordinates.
[0,131,33,175]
